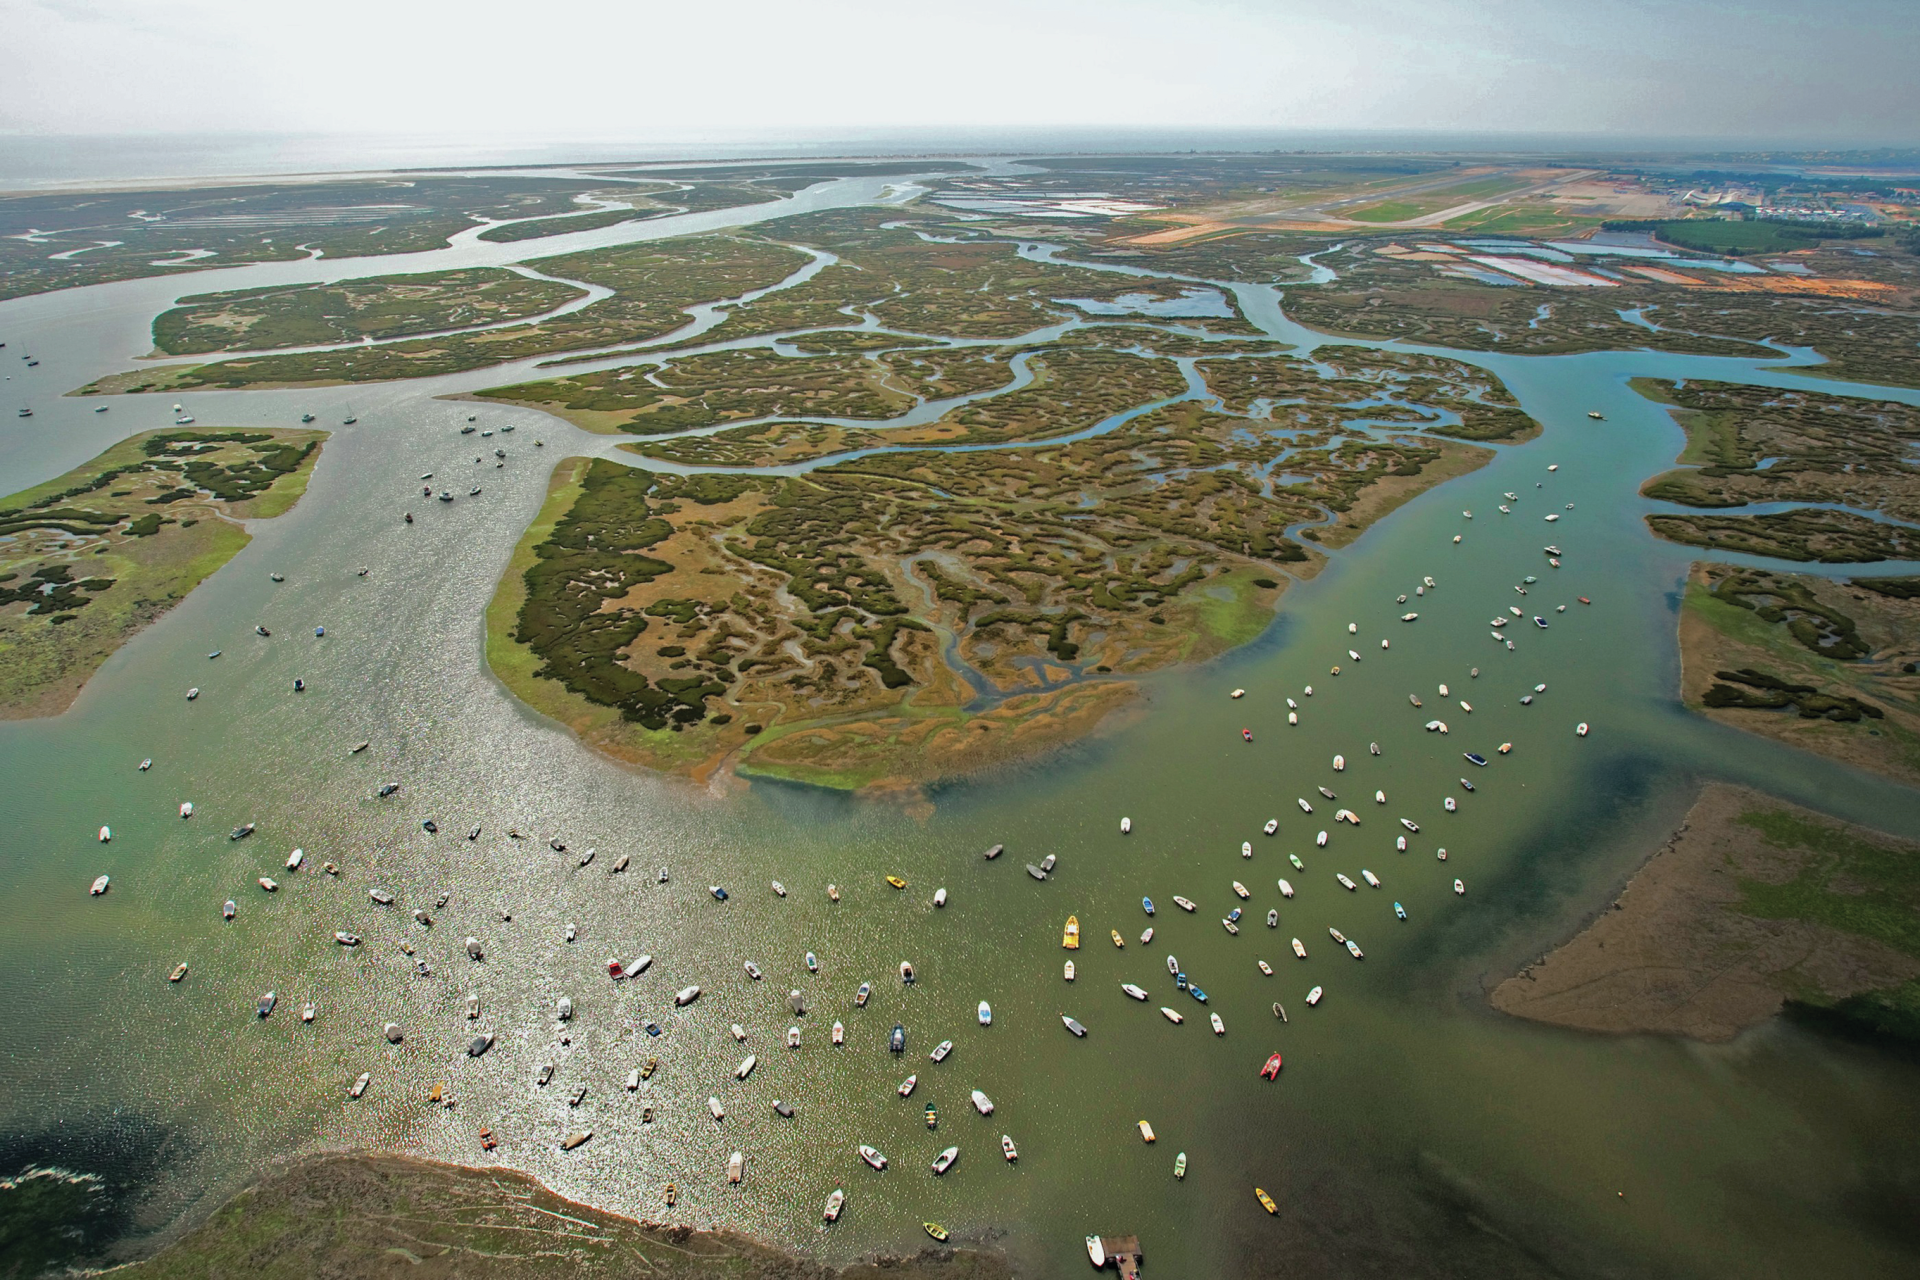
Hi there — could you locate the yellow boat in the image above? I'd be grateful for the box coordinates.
[1062,916,1080,949]
[1111,929,1125,948]
[1138,1120,1156,1143]
[924,1222,949,1242]
[1255,1187,1277,1214]
[886,875,907,889]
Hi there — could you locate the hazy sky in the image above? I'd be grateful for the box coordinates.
[1,0,1914,144]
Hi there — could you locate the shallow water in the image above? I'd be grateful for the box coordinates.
[1,177,1918,1278]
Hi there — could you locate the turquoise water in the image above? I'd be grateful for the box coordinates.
[0,176,1918,1277]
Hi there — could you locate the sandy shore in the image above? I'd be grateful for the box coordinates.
[1490,783,1920,1042]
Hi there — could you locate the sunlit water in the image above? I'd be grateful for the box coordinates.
[1,175,1918,1278]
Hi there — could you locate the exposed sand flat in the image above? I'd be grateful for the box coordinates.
[1490,784,1920,1042]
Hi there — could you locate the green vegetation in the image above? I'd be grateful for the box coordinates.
[80,236,809,392]
[1649,508,1915,563]
[0,174,636,302]
[120,1153,1011,1279]
[1734,805,1920,1042]
[477,209,651,242]
[0,428,326,716]
[1679,562,1920,785]
[1602,217,1882,256]
[152,269,583,354]
[1636,380,1920,521]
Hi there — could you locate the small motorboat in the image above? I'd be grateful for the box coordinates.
[1231,688,1245,699]
[673,985,701,1006]
[89,874,110,895]
[708,1096,726,1121]
[1395,901,1408,920]
[1166,955,1180,976]
[1346,939,1365,959]
[349,1072,370,1099]
[1256,1187,1278,1214]
[1141,927,1154,944]
[257,877,278,892]
[1306,985,1323,1006]
[971,1089,994,1115]
[1266,909,1278,928]
[1189,986,1208,1004]
[860,1145,888,1170]
[1222,918,1240,935]
[898,1074,917,1098]
[1258,959,1273,975]
[139,758,153,771]
[1111,929,1126,948]
[827,883,839,900]
[771,881,786,896]
[1002,1134,1019,1162]
[1242,728,1253,742]
[730,1023,746,1041]
[934,887,947,907]
[900,961,916,984]
[1041,854,1056,873]
[930,1039,952,1062]
[833,1021,846,1044]
[925,1222,950,1241]
[1499,742,1513,754]
[467,994,481,1019]
[334,931,360,946]
[1064,960,1076,980]
[775,1099,795,1117]
[1143,896,1155,916]
[856,981,872,1007]
[709,885,728,900]
[1121,983,1149,1001]
[978,1001,992,1025]
[377,783,400,798]
[1062,1014,1087,1037]
[824,1188,845,1222]
[1232,881,1250,899]
[1579,596,1591,605]
[806,951,819,972]
[1336,874,1356,891]
[1062,916,1080,949]
[1172,896,1196,912]
[1401,818,1420,832]
[1120,816,1132,833]
[1297,798,1313,813]
[886,875,907,890]
[1577,722,1590,737]
[1455,879,1466,895]
[257,991,277,1018]
[737,1055,757,1079]
[169,962,188,982]
[1261,1052,1283,1079]
[1445,797,1458,812]
[1241,841,1253,858]
[1361,870,1380,888]
[1138,1120,1157,1143]
[931,1146,959,1175]
[1211,1012,1225,1035]
[230,823,256,841]
[1263,819,1278,836]
[1291,937,1307,959]
[890,1024,906,1054]
[1161,1006,1183,1024]
[285,848,304,871]
[1027,863,1048,881]
[222,899,235,920]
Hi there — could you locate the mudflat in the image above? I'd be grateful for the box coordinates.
[1490,783,1920,1042]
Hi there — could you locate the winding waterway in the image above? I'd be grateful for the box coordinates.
[2,169,1919,1278]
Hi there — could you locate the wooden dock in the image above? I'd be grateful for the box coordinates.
[1089,1234,1142,1278]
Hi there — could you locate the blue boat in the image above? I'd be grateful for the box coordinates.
[1226,907,1242,923]
[1142,897,1155,916]
[710,886,729,901]
[1189,986,1209,1004]
[889,1024,906,1054]
[1175,972,1188,991]
[1394,902,1407,920]
[644,1021,661,1036]
[1463,752,1488,767]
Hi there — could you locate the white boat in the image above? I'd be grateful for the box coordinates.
[257,877,277,892]
[824,1188,846,1222]
[1003,1135,1019,1162]
[934,888,947,907]
[788,1026,802,1049]
[1120,817,1132,834]
[1172,896,1196,912]
[1335,808,1358,825]
[1292,938,1306,958]
[1160,1006,1184,1024]
[1064,960,1075,981]
[898,1075,917,1097]
[1336,873,1356,891]
[1140,927,1153,944]
[1288,711,1298,725]
[833,1021,845,1045]
[1400,818,1420,832]
[1375,790,1386,804]
[744,960,763,980]
[1166,954,1179,975]
[806,952,819,972]
[860,1145,888,1170]
[1258,960,1273,975]
[736,1055,756,1080]
[931,1146,959,1175]
[1455,879,1466,895]
[1231,688,1245,699]
[467,993,480,1018]
[1222,918,1239,935]
[1121,983,1148,1000]
[971,1089,994,1115]
[285,848,303,870]
[179,802,193,818]
[349,1072,370,1099]
[1241,841,1253,857]
[1346,939,1364,959]
[301,1003,315,1023]
[333,931,360,946]
[674,985,701,1005]
[1577,722,1590,737]
[98,825,111,843]
[1266,908,1278,928]
[186,688,199,701]
[930,1039,952,1062]
[1232,881,1250,899]
[1210,1013,1225,1035]
[1329,927,1346,944]
[1306,986,1324,1006]
[771,881,786,896]
[1277,879,1294,897]
[708,1096,726,1121]
[89,874,110,895]
[1316,831,1328,847]
[1061,1014,1087,1037]
[1332,754,1345,771]
[1297,798,1313,813]
[731,1023,747,1041]
[1445,797,1457,812]
[1263,819,1278,835]
[1361,870,1380,888]
[727,1152,743,1183]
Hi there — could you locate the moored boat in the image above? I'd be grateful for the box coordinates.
[169,962,188,982]
[833,1021,845,1044]
[931,1146,959,1175]
[1160,1006,1183,1024]
[1306,985,1323,1006]
[1261,1052,1283,1079]
[856,981,871,1006]
[1062,1014,1087,1037]
[349,1072,370,1099]
[1142,896,1155,915]
[824,1188,845,1222]
[1277,878,1294,898]
[1256,1187,1278,1214]
[257,990,276,1017]
[1002,1134,1018,1161]
[1137,1120,1156,1143]
[1062,916,1080,948]
[930,1039,953,1062]
[978,1001,992,1025]
[726,1151,742,1182]
[972,1089,993,1115]
[890,1024,906,1053]
[860,1144,888,1169]
[1211,1013,1225,1035]
[1292,937,1306,958]
[898,1074,917,1097]
[1172,896,1196,912]
[1121,983,1148,1000]
[1064,960,1075,980]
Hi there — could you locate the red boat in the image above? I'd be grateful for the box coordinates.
[1578,597,1591,605]
[607,958,625,978]
[1260,1052,1283,1080]
[1241,728,1253,742]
